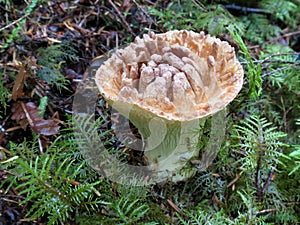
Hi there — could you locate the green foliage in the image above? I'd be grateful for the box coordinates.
[0,75,10,117]
[16,154,104,224]
[1,114,164,224]
[260,44,300,92]
[37,96,48,116]
[0,0,12,7]
[2,19,26,50]
[149,1,244,35]
[228,27,263,99]
[241,14,282,44]
[289,147,300,174]
[259,0,298,27]
[101,187,150,224]
[289,116,300,174]
[178,202,269,225]
[149,6,194,30]
[232,115,288,172]
[37,42,78,92]
[1,0,46,50]
[192,4,244,35]
[1,133,106,224]
[1,0,300,224]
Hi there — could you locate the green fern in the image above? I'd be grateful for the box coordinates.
[149,1,244,35]
[289,115,300,174]
[260,44,300,92]
[241,13,282,44]
[16,153,105,224]
[37,42,78,92]
[0,75,10,117]
[193,4,244,35]
[74,179,155,224]
[232,115,288,172]
[103,195,149,224]
[1,0,46,50]
[259,0,298,27]
[148,6,194,30]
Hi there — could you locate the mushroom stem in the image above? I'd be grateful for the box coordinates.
[112,101,207,182]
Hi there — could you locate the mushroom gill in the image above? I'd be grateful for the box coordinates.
[95,30,243,121]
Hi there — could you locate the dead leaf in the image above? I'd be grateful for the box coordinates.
[11,102,60,136]
[12,65,27,101]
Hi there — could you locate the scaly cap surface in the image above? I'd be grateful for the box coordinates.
[95,30,243,121]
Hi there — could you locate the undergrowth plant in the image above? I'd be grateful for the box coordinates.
[16,154,104,224]
[1,0,46,50]
[37,42,78,92]
[289,115,300,174]
[0,75,10,118]
[228,27,263,99]
[260,44,300,92]
[1,0,300,224]
[1,116,164,224]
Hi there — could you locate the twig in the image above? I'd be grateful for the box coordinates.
[253,208,277,215]
[255,151,262,201]
[0,14,28,32]
[108,0,135,36]
[269,29,300,43]
[261,65,299,78]
[0,4,11,13]
[240,52,300,65]
[226,172,241,188]
[260,52,300,63]
[241,59,299,65]
[262,169,275,194]
[224,4,268,14]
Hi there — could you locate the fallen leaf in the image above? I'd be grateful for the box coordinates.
[12,65,27,101]
[11,102,60,136]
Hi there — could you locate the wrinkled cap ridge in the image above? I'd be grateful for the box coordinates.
[95,30,244,121]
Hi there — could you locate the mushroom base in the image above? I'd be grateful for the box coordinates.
[111,100,214,183]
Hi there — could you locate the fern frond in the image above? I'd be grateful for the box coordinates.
[36,42,78,92]
[259,0,298,27]
[16,153,105,224]
[289,115,300,174]
[241,13,282,44]
[232,115,288,172]
[0,75,10,117]
[260,44,300,92]
[149,1,244,35]
[194,4,245,35]
[109,196,149,223]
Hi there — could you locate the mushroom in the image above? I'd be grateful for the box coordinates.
[95,30,243,182]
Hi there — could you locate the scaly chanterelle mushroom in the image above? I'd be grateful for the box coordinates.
[95,30,243,182]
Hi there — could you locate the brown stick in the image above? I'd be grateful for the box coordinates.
[108,0,135,36]
[262,169,275,194]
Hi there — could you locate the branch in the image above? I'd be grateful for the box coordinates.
[224,4,268,14]
[262,169,275,194]
[240,52,300,65]
[0,14,28,32]
[253,208,277,215]
[108,0,135,36]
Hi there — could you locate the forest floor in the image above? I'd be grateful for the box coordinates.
[0,0,300,224]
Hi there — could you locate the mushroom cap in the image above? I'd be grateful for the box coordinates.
[95,30,243,121]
